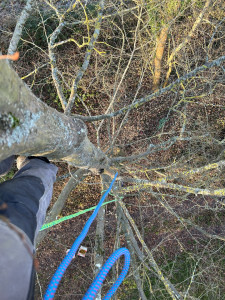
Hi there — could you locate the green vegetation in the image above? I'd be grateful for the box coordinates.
[120,246,224,299]
[0,113,20,130]
[0,169,15,183]
[8,113,20,128]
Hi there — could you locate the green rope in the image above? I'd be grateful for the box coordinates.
[40,198,119,231]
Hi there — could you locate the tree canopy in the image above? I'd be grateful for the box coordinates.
[0,0,225,299]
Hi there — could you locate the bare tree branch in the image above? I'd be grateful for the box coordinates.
[64,0,105,115]
[65,5,139,27]
[118,200,183,300]
[72,55,225,122]
[48,21,68,110]
[155,192,225,242]
[94,173,108,300]
[8,0,34,56]
[164,0,213,87]
[122,218,148,300]
[121,179,225,199]
[110,136,178,164]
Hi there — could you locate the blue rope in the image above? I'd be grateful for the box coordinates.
[44,173,130,300]
[83,248,130,300]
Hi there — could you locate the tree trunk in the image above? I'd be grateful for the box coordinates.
[152,25,170,91]
[0,60,108,170]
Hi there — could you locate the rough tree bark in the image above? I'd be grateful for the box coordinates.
[0,60,108,170]
[7,0,35,56]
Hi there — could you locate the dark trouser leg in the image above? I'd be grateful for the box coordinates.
[0,155,14,176]
[0,159,57,300]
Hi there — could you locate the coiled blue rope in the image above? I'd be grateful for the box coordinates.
[44,173,130,300]
[83,247,130,300]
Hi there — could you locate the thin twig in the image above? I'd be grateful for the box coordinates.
[65,0,105,115]
[72,56,225,122]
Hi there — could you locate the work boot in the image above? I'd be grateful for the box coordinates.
[17,156,50,170]
[16,156,27,170]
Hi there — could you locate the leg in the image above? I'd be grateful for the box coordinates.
[0,155,14,176]
[0,158,58,243]
[0,158,58,300]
